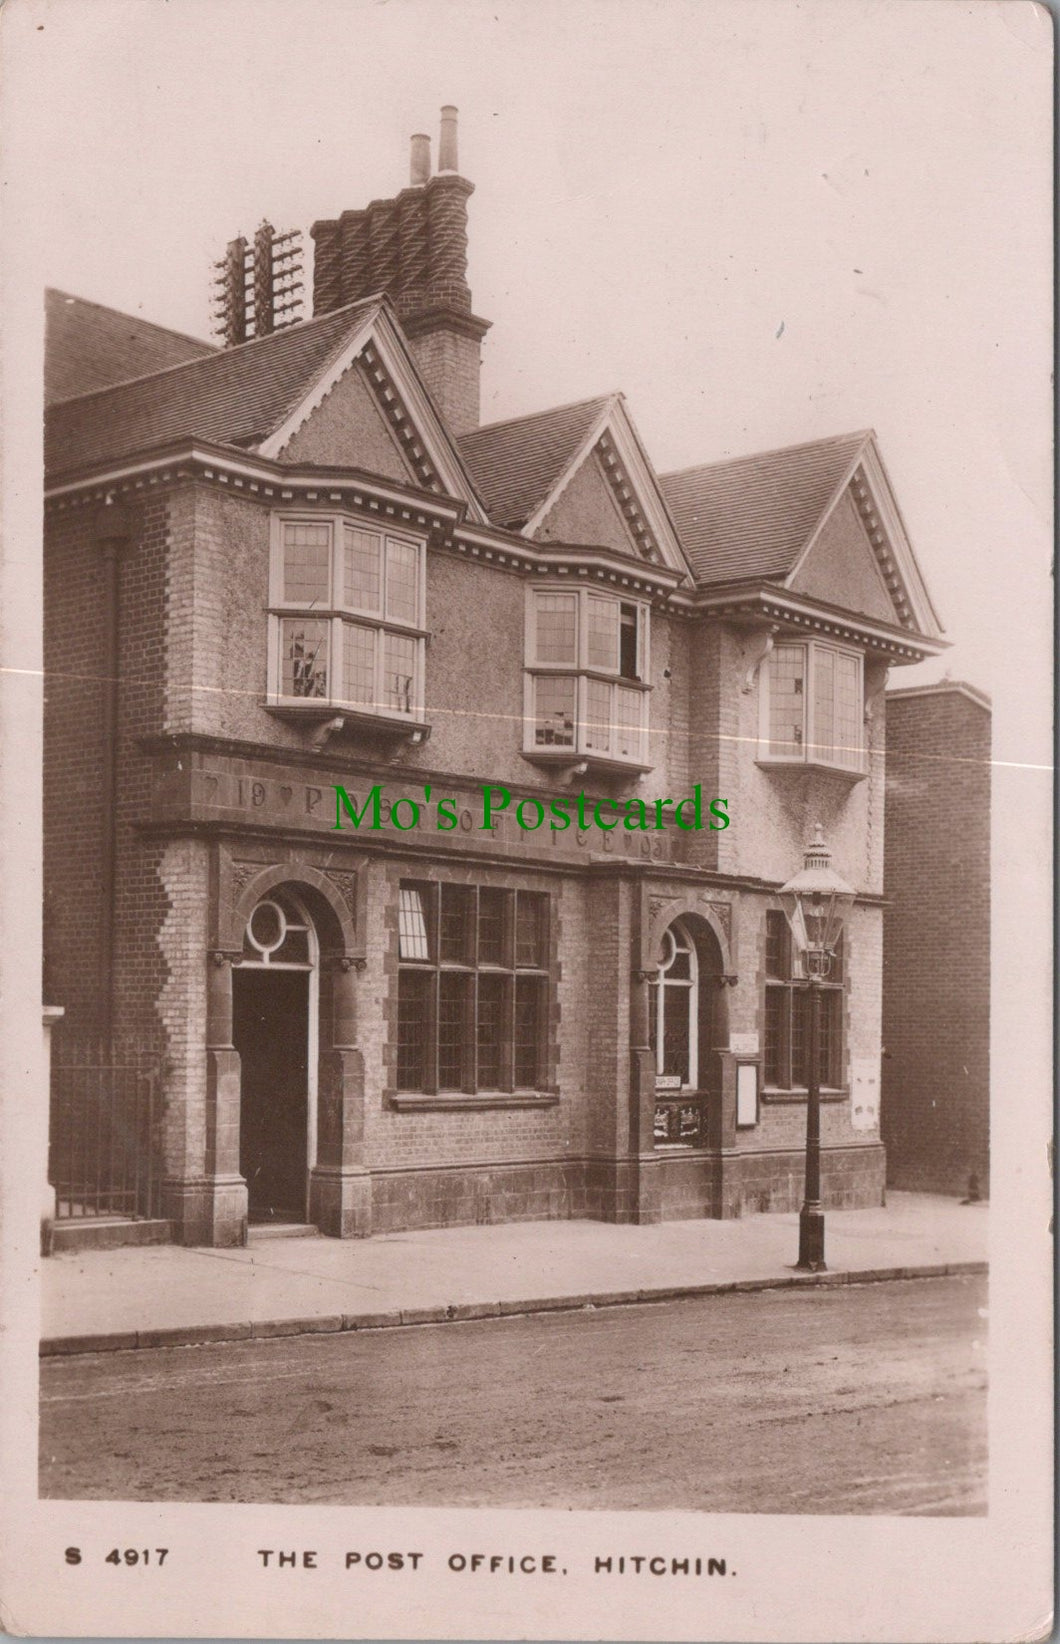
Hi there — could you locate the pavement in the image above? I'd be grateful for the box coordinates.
[39,1190,988,1356]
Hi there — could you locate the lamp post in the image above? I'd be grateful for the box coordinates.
[779,825,856,1272]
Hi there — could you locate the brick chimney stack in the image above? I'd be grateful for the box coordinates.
[311,107,490,435]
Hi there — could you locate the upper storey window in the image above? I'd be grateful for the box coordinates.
[268,515,426,721]
[759,639,864,775]
[524,588,651,769]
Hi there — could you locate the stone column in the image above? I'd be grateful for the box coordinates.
[629,965,662,1223]
[165,951,248,1247]
[310,957,372,1238]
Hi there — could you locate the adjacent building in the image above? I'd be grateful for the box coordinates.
[881,681,991,1197]
[43,111,947,1248]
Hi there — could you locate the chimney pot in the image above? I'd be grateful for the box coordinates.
[439,104,459,173]
[410,132,431,186]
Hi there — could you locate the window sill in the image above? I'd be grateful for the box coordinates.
[521,747,653,777]
[389,1091,560,1113]
[761,1087,848,1104]
[756,759,866,784]
[265,702,431,745]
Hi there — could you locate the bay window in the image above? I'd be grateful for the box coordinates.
[268,514,426,721]
[524,587,651,767]
[759,638,864,773]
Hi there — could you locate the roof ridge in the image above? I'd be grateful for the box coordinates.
[460,392,617,442]
[660,429,874,482]
[48,296,384,411]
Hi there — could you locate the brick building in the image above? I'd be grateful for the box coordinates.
[881,682,991,1196]
[43,111,947,1248]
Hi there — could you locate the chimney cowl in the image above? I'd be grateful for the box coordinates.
[438,104,459,173]
[410,132,431,187]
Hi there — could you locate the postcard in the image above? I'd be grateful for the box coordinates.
[0,1,1053,1639]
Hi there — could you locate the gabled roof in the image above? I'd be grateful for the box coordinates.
[459,393,689,576]
[45,300,380,478]
[660,428,943,638]
[458,396,613,528]
[46,288,216,405]
[44,297,489,520]
[660,431,870,586]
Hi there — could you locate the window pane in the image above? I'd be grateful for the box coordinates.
[398,885,431,961]
[619,604,639,680]
[385,538,420,624]
[282,522,331,604]
[534,594,577,664]
[765,911,790,979]
[343,526,382,614]
[438,972,471,1089]
[342,622,376,706]
[515,892,548,968]
[397,970,431,1091]
[834,652,861,770]
[583,678,612,753]
[660,982,691,1084]
[476,973,507,1089]
[764,986,786,1086]
[514,974,543,1087]
[477,887,508,966]
[533,675,576,747]
[818,989,841,1086]
[615,686,643,760]
[383,632,417,715]
[280,618,329,698]
[586,596,619,671]
[768,644,805,758]
[792,987,809,1087]
[439,884,474,964]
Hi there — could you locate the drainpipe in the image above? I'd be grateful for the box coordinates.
[93,498,132,1047]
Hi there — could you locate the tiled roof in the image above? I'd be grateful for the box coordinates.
[458,396,612,527]
[45,299,381,480]
[46,289,216,405]
[659,431,870,587]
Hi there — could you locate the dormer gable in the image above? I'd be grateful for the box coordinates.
[785,438,942,637]
[460,394,690,577]
[661,430,942,640]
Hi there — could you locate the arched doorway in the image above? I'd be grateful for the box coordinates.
[649,915,724,1147]
[233,889,318,1223]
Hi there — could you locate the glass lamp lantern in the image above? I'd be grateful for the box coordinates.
[778,824,856,980]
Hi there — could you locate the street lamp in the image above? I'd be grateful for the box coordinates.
[779,824,856,1272]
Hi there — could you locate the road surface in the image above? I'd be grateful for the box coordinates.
[40,1272,987,1514]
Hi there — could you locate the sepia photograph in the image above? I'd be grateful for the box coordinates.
[0,0,1052,1639]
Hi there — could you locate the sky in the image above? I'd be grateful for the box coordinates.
[4,0,1052,759]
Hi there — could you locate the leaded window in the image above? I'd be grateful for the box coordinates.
[526,587,651,766]
[269,514,426,721]
[760,640,863,772]
[396,882,551,1094]
[763,910,845,1089]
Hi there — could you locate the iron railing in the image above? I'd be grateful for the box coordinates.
[49,1042,162,1220]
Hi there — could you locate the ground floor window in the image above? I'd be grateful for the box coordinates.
[396,881,550,1094]
[763,910,844,1088]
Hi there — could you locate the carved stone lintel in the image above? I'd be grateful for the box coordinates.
[325,870,359,920]
[632,968,660,985]
[328,954,367,974]
[211,949,242,968]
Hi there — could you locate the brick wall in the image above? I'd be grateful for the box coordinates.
[881,686,990,1194]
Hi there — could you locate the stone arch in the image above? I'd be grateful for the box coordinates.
[644,897,733,978]
[221,863,358,961]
